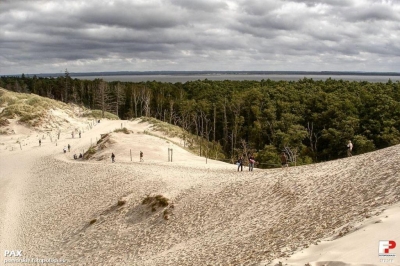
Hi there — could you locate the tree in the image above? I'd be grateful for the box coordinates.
[64,68,71,102]
[109,82,125,117]
[94,79,112,118]
[131,85,140,118]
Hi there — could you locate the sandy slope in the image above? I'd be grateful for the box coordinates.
[270,202,400,266]
[1,116,400,266]
[0,116,111,261]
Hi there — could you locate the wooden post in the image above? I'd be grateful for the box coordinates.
[168,148,173,162]
[130,149,132,161]
[206,145,208,164]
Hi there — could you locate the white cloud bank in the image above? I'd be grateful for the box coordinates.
[0,0,399,74]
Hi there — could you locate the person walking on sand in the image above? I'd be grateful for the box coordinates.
[63,146,67,153]
[39,139,41,146]
[79,131,81,138]
[237,156,244,171]
[347,140,353,157]
[140,151,144,162]
[111,152,115,163]
[249,155,255,171]
[281,152,288,169]
[68,144,71,152]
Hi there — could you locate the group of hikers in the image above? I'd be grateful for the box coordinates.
[73,153,83,159]
[71,131,82,139]
[63,144,71,153]
[62,144,85,159]
[237,151,290,172]
[236,154,256,171]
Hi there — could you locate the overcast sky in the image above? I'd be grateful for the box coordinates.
[1,0,399,75]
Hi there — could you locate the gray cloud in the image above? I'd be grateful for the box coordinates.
[78,3,182,30]
[0,0,400,74]
[285,0,356,7]
[169,0,228,12]
[342,3,399,22]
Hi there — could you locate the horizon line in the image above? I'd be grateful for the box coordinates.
[2,70,400,77]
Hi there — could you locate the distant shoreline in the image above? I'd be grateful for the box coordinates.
[74,73,400,83]
[1,70,400,78]
[2,71,400,83]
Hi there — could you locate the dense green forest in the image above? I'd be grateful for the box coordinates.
[1,73,399,167]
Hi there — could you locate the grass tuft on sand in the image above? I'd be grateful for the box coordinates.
[140,116,226,160]
[82,110,119,120]
[142,195,169,212]
[0,88,70,127]
[114,127,131,134]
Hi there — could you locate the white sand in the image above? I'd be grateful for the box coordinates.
[270,202,400,266]
[1,114,399,266]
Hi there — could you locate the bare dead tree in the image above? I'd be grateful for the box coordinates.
[307,122,322,160]
[213,103,216,142]
[205,118,213,161]
[114,82,125,117]
[229,131,234,161]
[139,86,151,117]
[171,113,180,125]
[95,80,110,118]
[155,88,165,120]
[222,98,229,150]
[198,108,210,157]
[192,113,200,154]
[71,83,77,104]
[139,86,146,116]
[230,95,244,154]
[169,99,174,124]
[143,88,151,117]
[79,81,85,106]
[131,85,140,118]
[177,111,193,147]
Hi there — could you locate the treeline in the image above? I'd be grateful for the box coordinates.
[1,73,399,166]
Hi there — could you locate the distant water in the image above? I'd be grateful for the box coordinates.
[71,74,400,83]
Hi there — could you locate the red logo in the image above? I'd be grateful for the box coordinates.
[379,240,396,256]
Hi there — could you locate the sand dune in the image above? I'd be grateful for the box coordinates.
[1,112,400,265]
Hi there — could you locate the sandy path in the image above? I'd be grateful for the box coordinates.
[0,149,35,258]
[0,119,120,261]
